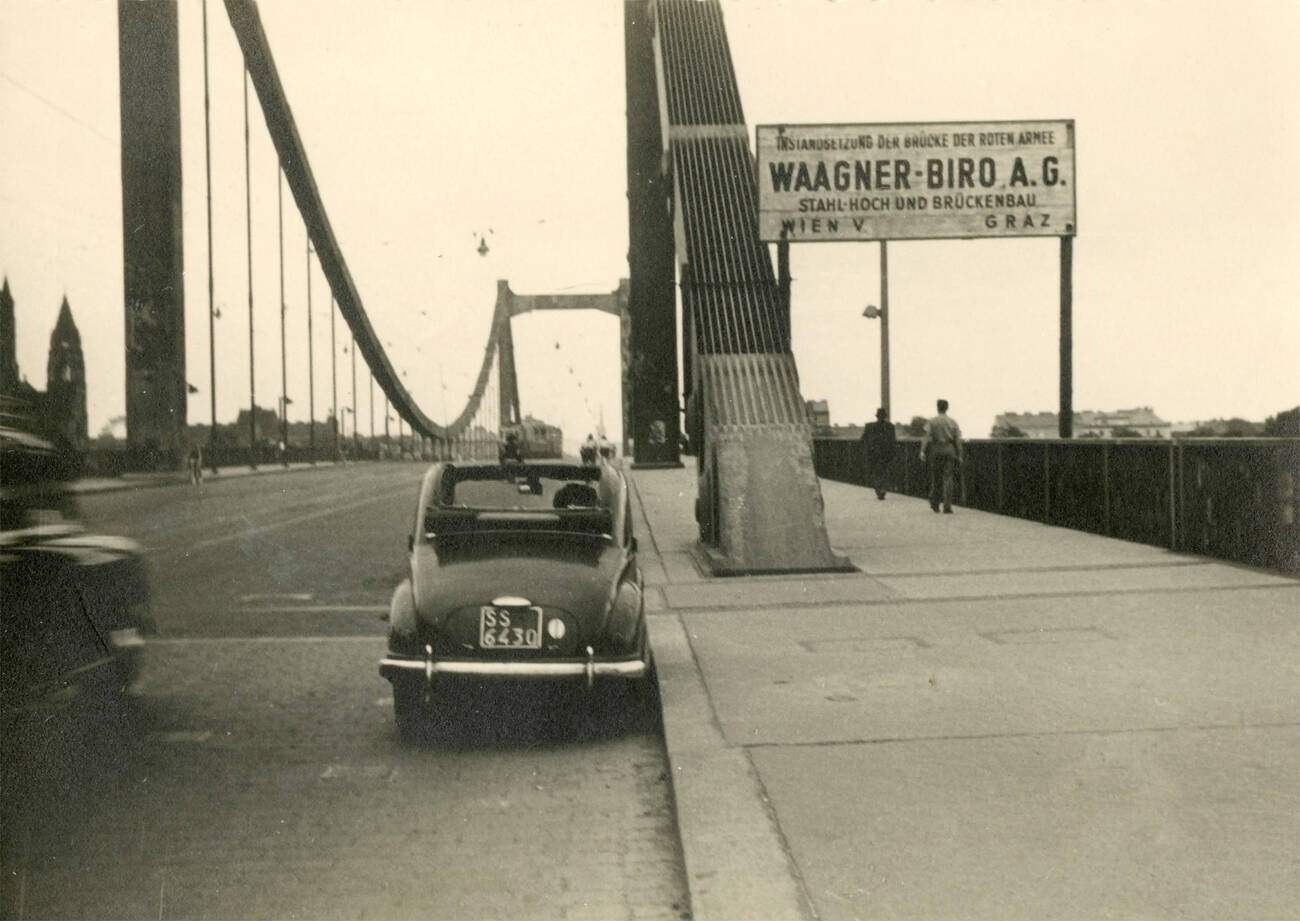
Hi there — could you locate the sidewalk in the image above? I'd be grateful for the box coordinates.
[632,465,1300,920]
[70,460,329,495]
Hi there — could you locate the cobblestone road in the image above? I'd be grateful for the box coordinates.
[2,464,689,920]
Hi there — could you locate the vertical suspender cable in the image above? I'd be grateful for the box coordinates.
[243,68,257,468]
[351,332,358,456]
[306,241,315,463]
[330,295,338,459]
[202,0,217,470]
[278,169,288,461]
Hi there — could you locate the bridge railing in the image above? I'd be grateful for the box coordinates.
[812,436,1300,574]
[77,442,432,477]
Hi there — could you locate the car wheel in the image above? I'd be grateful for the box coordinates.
[392,682,431,744]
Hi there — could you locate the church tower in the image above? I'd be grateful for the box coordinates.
[0,278,17,393]
[46,296,88,448]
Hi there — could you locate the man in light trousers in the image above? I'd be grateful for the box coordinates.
[919,398,962,514]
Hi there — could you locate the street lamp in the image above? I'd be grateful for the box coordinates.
[278,395,293,466]
[863,241,891,420]
[862,302,890,421]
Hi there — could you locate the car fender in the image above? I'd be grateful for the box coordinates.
[596,553,643,652]
[388,579,418,648]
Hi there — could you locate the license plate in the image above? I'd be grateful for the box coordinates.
[479,606,543,649]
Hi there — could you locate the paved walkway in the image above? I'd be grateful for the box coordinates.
[631,465,1300,920]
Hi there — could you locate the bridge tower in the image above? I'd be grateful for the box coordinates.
[624,1,682,468]
[495,280,630,453]
[118,0,187,460]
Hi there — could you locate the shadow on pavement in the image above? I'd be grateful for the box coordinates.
[400,680,663,750]
[1,694,153,913]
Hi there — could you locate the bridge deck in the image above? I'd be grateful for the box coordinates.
[632,464,1300,920]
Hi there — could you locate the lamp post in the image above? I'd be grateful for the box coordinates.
[329,296,338,462]
[862,241,890,419]
[349,335,358,457]
[399,369,409,457]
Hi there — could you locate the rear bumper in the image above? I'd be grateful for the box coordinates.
[380,647,648,686]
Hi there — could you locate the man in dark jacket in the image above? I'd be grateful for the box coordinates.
[860,407,897,500]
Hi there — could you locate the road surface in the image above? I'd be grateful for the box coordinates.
[3,463,689,920]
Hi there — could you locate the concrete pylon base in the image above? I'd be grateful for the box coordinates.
[696,424,852,576]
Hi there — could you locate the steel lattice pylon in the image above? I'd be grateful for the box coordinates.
[627,0,849,573]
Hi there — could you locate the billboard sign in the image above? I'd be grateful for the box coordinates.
[756,120,1075,242]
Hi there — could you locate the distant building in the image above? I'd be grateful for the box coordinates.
[993,407,1171,438]
[45,297,88,448]
[185,413,359,451]
[1,280,42,428]
[804,399,831,431]
[821,420,914,440]
[0,279,89,448]
[1170,417,1267,437]
[232,406,283,446]
[0,279,20,394]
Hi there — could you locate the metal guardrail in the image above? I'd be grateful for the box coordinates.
[813,436,1300,574]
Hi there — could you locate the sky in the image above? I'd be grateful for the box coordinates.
[2,0,1298,447]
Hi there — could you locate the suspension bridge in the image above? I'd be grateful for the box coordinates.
[4,3,1298,917]
[106,0,847,572]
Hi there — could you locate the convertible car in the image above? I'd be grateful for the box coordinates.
[378,460,652,741]
[0,425,153,753]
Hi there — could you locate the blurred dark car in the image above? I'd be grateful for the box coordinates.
[379,460,652,742]
[0,426,154,744]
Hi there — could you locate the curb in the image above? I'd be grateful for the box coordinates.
[69,461,343,496]
[649,613,813,921]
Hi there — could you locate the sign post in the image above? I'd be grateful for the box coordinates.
[757,120,1077,433]
[1060,235,1073,438]
[879,241,890,419]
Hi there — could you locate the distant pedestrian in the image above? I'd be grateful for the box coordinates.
[187,445,203,486]
[919,399,962,514]
[580,433,598,465]
[860,407,897,500]
[499,431,523,464]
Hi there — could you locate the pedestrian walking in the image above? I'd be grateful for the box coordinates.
[860,407,897,500]
[919,399,962,513]
[187,445,204,486]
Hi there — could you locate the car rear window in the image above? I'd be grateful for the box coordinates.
[449,478,564,510]
[426,465,613,537]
